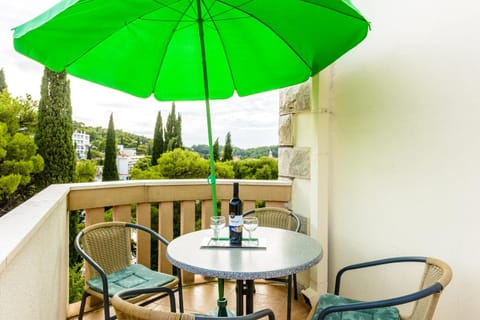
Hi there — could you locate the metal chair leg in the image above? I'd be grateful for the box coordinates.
[78,292,88,320]
[287,275,292,320]
[293,274,298,300]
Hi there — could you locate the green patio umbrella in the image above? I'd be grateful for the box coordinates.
[12,0,369,314]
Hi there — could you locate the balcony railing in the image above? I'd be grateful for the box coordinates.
[0,179,292,319]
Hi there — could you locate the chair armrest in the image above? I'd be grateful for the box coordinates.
[289,211,301,232]
[317,283,443,320]
[127,222,170,247]
[334,256,427,294]
[195,308,275,320]
[117,287,177,312]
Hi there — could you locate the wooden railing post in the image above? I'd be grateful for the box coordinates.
[136,203,152,267]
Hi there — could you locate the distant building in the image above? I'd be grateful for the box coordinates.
[117,145,144,180]
[72,131,90,160]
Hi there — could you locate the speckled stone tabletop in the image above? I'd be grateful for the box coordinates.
[166,226,323,280]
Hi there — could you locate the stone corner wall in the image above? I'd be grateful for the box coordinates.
[278,80,311,179]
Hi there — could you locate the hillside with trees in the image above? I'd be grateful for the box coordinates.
[74,121,278,160]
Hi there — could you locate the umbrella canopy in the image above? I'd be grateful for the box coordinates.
[13,0,369,101]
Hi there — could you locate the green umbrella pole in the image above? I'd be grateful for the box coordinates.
[197,0,218,219]
[197,2,224,316]
[218,278,225,299]
[205,98,219,218]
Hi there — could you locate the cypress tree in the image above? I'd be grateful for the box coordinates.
[0,68,7,92]
[86,147,92,160]
[175,113,183,149]
[151,111,164,165]
[164,102,183,151]
[102,113,119,181]
[164,102,176,151]
[223,131,233,161]
[213,138,220,161]
[34,68,75,189]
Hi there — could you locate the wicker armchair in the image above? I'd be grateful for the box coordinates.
[112,288,276,320]
[242,207,301,319]
[74,222,184,320]
[306,256,452,320]
[243,207,301,233]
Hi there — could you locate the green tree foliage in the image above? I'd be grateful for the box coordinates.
[75,160,97,182]
[155,148,208,179]
[0,91,44,214]
[151,111,164,165]
[213,137,220,161]
[215,161,234,178]
[69,262,84,302]
[130,167,163,179]
[164,102,182,151]
[68,209,84,302]
[222,131,233,161]
[130,148,235,180]
[0,68,7,92]
[102,113,119,181]
[232,157,278,179]
[34,68,75,190]
[176,113,183,148]
[191,144,278,160]
[73,121,152,157]
[133,156,152,171]
[190,144,210,158]
[234,145,278,159]
[129,156,154,179]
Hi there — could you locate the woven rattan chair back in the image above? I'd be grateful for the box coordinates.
[80,222,132,280]
[112,288,276,320]
[75,222,184,320]
[404,257,452,320]
[243,207,300,232]
[306,256,452,320]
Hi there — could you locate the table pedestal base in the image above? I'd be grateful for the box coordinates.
[207,298,236,317]
[235,280,255,316]
[235,277,293,320]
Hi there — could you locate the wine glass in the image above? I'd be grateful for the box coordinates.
[243,216,259,245]
[210,216,226,243]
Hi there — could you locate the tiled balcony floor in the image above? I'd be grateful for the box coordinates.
[72,278,312,320]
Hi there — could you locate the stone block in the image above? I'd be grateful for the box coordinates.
[278,147,310,179]
[278,114,293,146]
[279,80,311,115]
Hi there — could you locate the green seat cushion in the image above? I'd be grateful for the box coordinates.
[87,264,175,297]
[313,293,400,320]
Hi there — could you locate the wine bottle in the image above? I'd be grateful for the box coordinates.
[229,182,243,246]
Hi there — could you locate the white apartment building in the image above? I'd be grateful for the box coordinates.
[72,131,90,160]
[117,145,143,180]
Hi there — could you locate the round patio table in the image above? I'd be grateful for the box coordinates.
[166,226,323,320]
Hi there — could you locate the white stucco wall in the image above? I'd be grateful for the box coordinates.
[292,0,479,318]
[0,185,70,319]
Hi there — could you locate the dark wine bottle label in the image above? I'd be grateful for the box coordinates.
[229,215,243,245]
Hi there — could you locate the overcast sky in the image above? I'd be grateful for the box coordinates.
[1,0,280,149]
